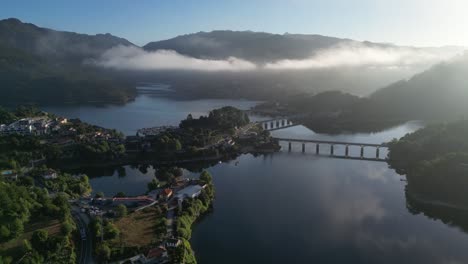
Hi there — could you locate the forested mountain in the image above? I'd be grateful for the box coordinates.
[259,54,468,133]
[0,18,134,63]
[369,53,468,120]
[0,18,136,105]
[144,30,384,63]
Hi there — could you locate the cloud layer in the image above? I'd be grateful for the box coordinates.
[92,43,463,72]
[264,43,462,70]
[93,45,256,71]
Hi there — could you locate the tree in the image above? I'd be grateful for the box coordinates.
[0,106,16,124]
[95,192,104,198]
[61,220,74,235]
[199,170,212,184]
[114,192,126,198]
[116,204,127,218]
[0,226,10,241]
[31,229,49,252]
[155,168,174,182]
[147,178,160,191]
[104,221,119,240]
[18,176,34,186]
[22,239,32,251]
[96,243,111,262]
[0,255,13,264]
[173,167,184,177]
[10,219,24,238]
[174,139,182,151]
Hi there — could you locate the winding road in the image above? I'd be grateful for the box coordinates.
[71,207,95,264]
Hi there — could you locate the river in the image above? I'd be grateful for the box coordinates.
[44,86,468,264]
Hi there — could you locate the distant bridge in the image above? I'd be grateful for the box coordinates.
[257,118,301,131]
[273,137,388,161]
[255,117,388,161]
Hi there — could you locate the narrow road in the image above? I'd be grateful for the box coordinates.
[166,208,175,237]
[72,207,95,264]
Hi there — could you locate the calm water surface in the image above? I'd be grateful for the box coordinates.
[46,89,468,264]
[44,84,261,135]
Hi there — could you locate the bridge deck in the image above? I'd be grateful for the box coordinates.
[273,137,387,147]
[257,118,290,123]
[265,124,301,131]
[302,153,387,162]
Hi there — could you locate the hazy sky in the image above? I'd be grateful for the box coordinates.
[1,0,467,47]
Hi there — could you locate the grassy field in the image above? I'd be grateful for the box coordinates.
[0,219,62,260]
[110,206,164,248]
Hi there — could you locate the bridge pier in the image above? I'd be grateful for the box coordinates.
[288,142,292,152]
[345,145,349,157]
[316,144,320,154]
[282,120,285,126]
[376,147,380,159]
[360,146,364,158]
[276,121,279,128]
[330,144,334,156]
[302,143,305,153]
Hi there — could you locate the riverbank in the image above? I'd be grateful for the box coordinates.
[171,171,215,264]
[407,192,468,211]
[51,140,280,172]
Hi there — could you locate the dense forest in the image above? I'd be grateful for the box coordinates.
[387,120,468,207]
[0,178,86,263]
[179,106,250,130]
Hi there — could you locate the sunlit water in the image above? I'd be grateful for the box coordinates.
[45,88,468,264]
[44,84,262,135]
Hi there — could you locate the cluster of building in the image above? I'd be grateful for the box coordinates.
[2,167,59,182]
[114,245,170,264]
[78,195,157,217]
[0,117,67,136]
[74,176,206,263]
[136,126,178,138]
[148,179,206,209]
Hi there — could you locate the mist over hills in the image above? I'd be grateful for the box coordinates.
[0,17,467,117]
[370,53,468,120]
[0,18,136,105]
[104,30,464,98]
[270,52,468,133]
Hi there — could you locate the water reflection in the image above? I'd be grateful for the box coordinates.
[43,86,261,135]
[190,154,468,264]
[47,93,468,263]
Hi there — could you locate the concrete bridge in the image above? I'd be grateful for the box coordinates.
[273,137,388,161]
[257,118,301,131]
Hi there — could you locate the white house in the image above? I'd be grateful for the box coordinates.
[175,184,206,209]
[42,169,58,180]
[175,184,204,200]
[165,238,181,248]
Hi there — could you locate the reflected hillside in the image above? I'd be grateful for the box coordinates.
[405,187,468,234]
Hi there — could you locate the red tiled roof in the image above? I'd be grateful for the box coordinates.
[147,246,166,259]
[162,188,173,197]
